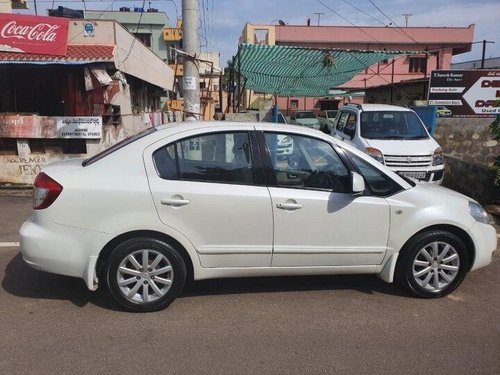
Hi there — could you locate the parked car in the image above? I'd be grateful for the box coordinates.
[332,104,445,184]
[289,110,320,130]
[318,109,339,133]
[436,106,452,117]
[277,111,288,124]
[21,122,496,312]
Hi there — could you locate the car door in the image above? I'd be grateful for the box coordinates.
[144,129,273,268]
[261,131,390,267]
[336,112,357,145]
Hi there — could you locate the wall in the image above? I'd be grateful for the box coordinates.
[84,10,169,61]
[0,0,11,13]
[434,118,499,204]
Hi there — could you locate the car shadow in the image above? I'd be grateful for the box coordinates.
[2,253,408,312]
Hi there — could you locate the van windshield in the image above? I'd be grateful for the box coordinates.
[360,111,429,140]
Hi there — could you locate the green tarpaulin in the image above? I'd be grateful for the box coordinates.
[236,43,414,97]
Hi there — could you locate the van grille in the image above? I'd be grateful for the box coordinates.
[384,154,433,168]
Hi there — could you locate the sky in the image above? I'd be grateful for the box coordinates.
[16,0,500,66]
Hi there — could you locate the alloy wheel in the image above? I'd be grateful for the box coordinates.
[116,249,174,304]
[412,241,460,292]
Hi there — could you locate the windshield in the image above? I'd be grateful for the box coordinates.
[325,110,338,118]
[295,112,316,119]
[360,111,429,140]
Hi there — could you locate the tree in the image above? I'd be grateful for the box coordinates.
[489,101,500,186]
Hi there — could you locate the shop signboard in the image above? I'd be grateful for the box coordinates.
[0,13,69,56]
[0,115,102,139]
[428,70,500,117]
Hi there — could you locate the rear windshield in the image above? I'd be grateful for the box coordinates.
[360,111,428,140]
[82,127,157,167]
[295,112,316,119]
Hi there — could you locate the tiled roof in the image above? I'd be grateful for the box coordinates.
[0,45,115,63]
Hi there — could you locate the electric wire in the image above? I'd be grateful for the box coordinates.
[118,0,147,66]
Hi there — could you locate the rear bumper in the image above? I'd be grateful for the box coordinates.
[20,218,111,290]
[469,222,497,271]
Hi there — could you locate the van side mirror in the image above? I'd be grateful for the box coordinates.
[352,172,365,194]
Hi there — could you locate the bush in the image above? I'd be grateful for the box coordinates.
[489,106,500,186]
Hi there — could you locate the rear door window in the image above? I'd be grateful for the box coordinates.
[153,132,255,185]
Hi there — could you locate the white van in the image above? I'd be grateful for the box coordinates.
[332,104,444,184]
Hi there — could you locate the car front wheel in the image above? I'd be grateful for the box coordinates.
[395,230,470,298]
[105,238,186,312]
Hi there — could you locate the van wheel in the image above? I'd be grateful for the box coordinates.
[395,230,469,298]
[105,238,186,312]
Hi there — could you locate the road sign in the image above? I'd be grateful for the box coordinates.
[428,70,500,117]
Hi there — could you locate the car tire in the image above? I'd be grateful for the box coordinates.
[105,238,186,312]
[395,230,469,298]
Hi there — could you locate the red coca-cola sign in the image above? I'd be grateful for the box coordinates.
[0,14,69,56]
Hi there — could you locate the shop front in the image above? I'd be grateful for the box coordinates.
[0,14,174,184]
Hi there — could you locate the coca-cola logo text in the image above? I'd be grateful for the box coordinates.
[0,21,60,42]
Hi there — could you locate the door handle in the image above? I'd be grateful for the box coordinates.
[276,202,303,210]
[161,198,190,206]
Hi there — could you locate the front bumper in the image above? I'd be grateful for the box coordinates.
[20,217,112,290]
[469,221,497,271]
[394,167,444,185]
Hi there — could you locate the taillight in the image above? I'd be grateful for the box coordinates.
[33,172,63,210]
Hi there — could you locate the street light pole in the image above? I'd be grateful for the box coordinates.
[481,40,494,69]
[182,0,200,120]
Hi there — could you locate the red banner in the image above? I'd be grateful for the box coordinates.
[0,13,69,56]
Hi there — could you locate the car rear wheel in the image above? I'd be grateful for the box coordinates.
[395,230,469,298]
[105,238,186,312]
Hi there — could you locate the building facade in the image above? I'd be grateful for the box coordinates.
[0,14,174,184]
[84,9,169,62]
[239,23,475,114]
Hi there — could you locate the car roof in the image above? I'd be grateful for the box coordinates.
[343,104,413,112]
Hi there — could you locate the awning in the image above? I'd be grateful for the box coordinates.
[0,44,115,65]
[236,43,414,97]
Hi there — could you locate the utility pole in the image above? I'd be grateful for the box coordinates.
[313,12,324,26]
[481,40,494,69]
[182,0,200,120]
[402,14,412,27]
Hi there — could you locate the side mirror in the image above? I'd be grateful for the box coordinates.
[352,172,365,194]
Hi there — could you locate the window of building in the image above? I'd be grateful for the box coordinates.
[134,33,152,48]
[264,132,350,193]
[153,132,255,185]
[409,57,427,73]
[0,138,18,155]
[290,99,299,109]
[254,29,269,45]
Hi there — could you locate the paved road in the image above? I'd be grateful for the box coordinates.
[0,195,499,374]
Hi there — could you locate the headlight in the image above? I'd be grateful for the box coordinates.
[468,201,493,224]
[365,147,384,164]
[433,147,444,166]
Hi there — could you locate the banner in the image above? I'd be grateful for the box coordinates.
[0,13,69,56]
[428,70,500,117]
[0,115,102,139]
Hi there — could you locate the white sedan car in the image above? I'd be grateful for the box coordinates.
[20,122,497,312]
